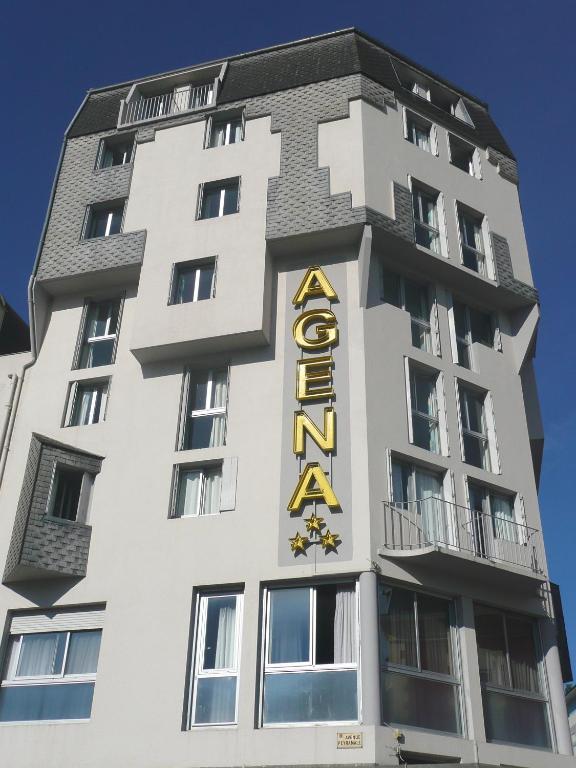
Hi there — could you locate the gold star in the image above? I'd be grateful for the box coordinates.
[320,529,340,551]
[289,532,309,553]
[304,513,325,534]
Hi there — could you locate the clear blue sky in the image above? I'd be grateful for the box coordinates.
[2,1,575,668]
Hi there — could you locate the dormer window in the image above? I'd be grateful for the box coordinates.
[412,81,430,101]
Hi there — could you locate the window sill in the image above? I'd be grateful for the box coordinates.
[43,515,90,529]
[261,720,361,729]
[0,718,90,726]
[414,243,446,260]
[80,232,125,245]
[92,164,133,175]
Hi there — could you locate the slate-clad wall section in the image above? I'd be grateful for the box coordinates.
[36,129,146,284]
[3,436,102,582]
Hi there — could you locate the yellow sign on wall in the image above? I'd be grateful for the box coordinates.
[288,266,341,555]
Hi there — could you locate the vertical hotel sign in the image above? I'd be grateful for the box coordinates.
[288,266,341,555]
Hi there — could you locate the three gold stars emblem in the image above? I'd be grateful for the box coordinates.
[289,514,340,555]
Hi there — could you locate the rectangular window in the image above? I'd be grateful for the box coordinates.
[409,367,440,454]
[458,385,491,470]
[449,134,477,176]
[262,583,358,724]
[391,459,446,545]
[0,611,103,722]
[412,185,441,254]
[198,179,240,219]
[170,260,215,305]
[405,112,432,153]
[190,592,242,726]
[468,483,518,558]
[67,380,108,426]
[458,206,486,276]
[47,466,92,523]
[76,299,121,369]
[181,369,228,450]
[173,465,222,517]
[379,584,460,734]
[452,300,494,369]
[208,115,243,147]
[474,605,550,748]
[84,201,124,239]
[382,269,434,354]
[98,135,134,168]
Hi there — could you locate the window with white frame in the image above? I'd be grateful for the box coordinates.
[412,184,441,254]
[382,269,435,354]
[452,300,495,369]
[66,380,108,426]
[84,201,124,239]
[172,464,222,517]
[408,365,441,454]
[405,111,433,153]
[448,134,478,176]
[474,605,550,748]
[458,384,492,470]
[412,81,430,100]
[378,583,461,734]
[198,178,240,219]
[208,114,243,147]
[97,135,134,168]
[458,205,487,276]
[468,483,518,557]
[0,609,103,722]
[181,368,228,450]
[47,465,93,523]
[170,260,215,305]
[262,583,358,725]
[391,458,447,546]
[189,592,243,726]
[76,298,121,369]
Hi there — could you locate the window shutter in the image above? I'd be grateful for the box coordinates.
[485,391,501,473]
[437,371,450,456]
[220,457,238,512]
[10,607,105,634]
[404,357,413,444]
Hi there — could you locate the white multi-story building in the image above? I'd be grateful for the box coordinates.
[0,28,572,768]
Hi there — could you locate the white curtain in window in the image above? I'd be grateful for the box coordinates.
[334,586,356,663]
[211,372,227,408]
[75,388,94,425]
[177,470,201,517]
[214,601,237,669]
[65,631,101,675]
[492,494,516,543]
[17,633,62,676]
[415,470,444,544]
[202,470,221,516]
[208,414,226,448]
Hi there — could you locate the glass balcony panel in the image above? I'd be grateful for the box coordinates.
[263,670,357,724]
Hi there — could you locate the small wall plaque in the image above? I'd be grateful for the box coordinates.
[337,732,363,749]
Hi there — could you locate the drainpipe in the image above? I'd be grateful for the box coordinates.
[0,92,92,488]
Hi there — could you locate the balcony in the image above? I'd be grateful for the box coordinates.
[380,498,545,581]
[119,83,214,127]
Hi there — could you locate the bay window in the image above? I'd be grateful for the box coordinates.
[379,584,461,734]
[262,583,358,724]
[474,605,550,748]
[190,592,243,725]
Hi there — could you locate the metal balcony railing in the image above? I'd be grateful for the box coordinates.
[120,83,214,126]
[382,497,544,575]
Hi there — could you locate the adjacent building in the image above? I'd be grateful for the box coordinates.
[0,28,572,768]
